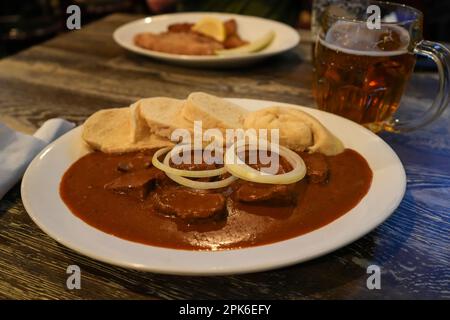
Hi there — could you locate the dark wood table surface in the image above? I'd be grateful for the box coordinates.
[0,14,449,300]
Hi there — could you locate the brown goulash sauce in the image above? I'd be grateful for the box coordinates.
[60,149,372,250]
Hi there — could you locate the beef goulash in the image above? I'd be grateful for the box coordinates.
[61,92,372,250]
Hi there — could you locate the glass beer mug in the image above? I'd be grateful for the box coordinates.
[313,1,450,132]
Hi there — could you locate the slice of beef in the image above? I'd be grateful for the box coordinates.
[234,151,296,204]
[154,187,226,219]
[104,167,163,200]
[236,182,296,205]
[301,152,329,183]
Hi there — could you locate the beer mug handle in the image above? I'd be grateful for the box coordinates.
[391,41,450,132]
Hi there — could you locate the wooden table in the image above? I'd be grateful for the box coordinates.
[0,14,449,299]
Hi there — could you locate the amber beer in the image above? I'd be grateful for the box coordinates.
[314,21,416,132]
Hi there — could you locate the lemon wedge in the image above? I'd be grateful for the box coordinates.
[192,17,226,42]
[215,31,275,56]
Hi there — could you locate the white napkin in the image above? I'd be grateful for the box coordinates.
[0,118,75,199]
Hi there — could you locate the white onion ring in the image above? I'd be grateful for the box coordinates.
[164,172,237,190]
[224,140,306,184]
[152,146,227,178]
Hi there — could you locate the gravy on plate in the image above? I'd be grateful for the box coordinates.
[60,149,372,250]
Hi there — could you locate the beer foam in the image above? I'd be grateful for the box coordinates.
[322,21,410,57]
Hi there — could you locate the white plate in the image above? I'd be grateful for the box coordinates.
[113,12,300,67]
[21,99,406,275]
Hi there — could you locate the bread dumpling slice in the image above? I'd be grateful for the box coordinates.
[182,92,248,129]
[82,107,172,153]
[244,106,344,155]
[139,97,194,139]
[129,101,151,143]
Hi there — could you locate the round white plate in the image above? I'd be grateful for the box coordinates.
[21,99,406,275]
[113,12,300,67]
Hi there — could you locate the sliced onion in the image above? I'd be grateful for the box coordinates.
[152,146,227,178]
[224,140,306,184]
[164,172,237,190]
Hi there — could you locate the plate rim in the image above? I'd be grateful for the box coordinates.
[21,99,406,275]
[112,12,301,62]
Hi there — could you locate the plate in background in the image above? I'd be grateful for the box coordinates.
[113,12,300,67]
